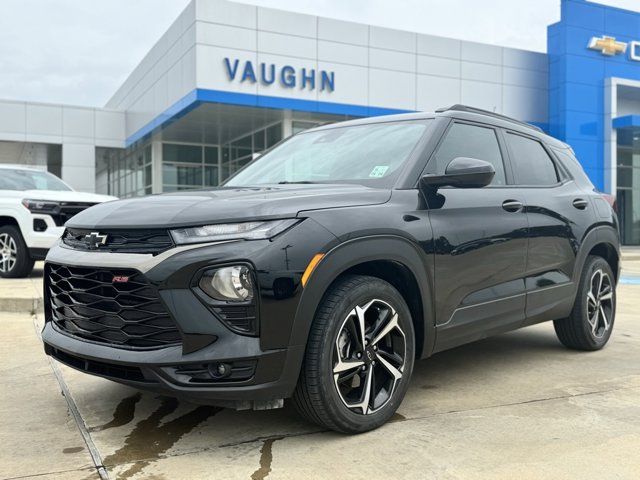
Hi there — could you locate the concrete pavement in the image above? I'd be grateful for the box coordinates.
[0,312,99,479]
[1,261,639,479]
[0,262,43,313]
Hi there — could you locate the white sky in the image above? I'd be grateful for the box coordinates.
[0,0,638,107]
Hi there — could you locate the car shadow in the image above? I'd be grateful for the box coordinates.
[412,325,565,381]
[29,261,44,277]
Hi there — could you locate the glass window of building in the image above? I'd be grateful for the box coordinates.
[616,130,640,245]
[163,143,216,192]
[96,144,152,198]
[161,143,221,192]
[220,122,283,181]
[96,115,348,199]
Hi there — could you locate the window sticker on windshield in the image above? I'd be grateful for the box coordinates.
[369,166,389,178]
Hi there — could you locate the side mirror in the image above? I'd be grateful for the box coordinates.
[420,157,495,189]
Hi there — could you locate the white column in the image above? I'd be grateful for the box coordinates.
[61,143,96,193]
[603,78,617,195]
[282,109,293,139]
[151,140,163,194]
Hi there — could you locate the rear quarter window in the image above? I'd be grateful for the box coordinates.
[505,132,559,186]
[551,147,585,180]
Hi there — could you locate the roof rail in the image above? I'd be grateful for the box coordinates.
[435,104,543,133]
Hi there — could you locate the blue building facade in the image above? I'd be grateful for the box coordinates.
[549,0,640,244]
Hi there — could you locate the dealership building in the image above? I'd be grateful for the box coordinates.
[0,0,639,244]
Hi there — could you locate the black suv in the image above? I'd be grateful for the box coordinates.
[42,105,620,433]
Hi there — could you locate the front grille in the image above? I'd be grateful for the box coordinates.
[46,264,181,349]
[63,228,174,255]
[51,202,98,226]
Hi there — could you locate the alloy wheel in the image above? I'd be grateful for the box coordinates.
[586,269,613,338]
[332,298,406,415]
[0,233,17,273]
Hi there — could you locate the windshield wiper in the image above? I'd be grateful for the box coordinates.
[277,181,316,184]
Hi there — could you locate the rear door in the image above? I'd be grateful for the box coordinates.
[425,121,529,352]
[501,131,592,325]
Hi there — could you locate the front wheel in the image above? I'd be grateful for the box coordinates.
[554,255,616,351]
[293,275,415,433]
[0,226,34,278]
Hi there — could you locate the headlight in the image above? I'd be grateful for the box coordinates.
[199,265,254,302]
[22,199,60,213]
[170,219,299,245]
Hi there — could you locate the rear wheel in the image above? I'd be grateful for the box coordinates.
[554,255,616,351]
[0,226,34,278]
[293,275,415,433]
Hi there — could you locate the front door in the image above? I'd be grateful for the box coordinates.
[423,121,529,352]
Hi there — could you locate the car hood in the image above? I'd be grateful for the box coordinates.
[0,189,117,203]
[66,184,391,229]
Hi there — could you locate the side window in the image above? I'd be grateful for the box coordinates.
[432,123,506,185]
[505,133,559,185]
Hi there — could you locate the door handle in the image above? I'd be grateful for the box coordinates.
[572,198,588,210]
[502,200,524,213]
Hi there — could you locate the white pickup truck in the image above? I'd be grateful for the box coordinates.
[0,165,116,278]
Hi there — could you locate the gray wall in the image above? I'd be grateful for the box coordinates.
[0,99,125,191]
[104,2,196,139]
[194,0,548,120]
[106,0,549,143]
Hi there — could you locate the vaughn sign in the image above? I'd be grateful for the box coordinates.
[224,58,335,92]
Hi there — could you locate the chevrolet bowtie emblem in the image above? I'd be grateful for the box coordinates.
[84,232,108,249]
[588,36,627,56]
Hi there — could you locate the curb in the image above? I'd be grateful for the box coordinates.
[0,297,44,314]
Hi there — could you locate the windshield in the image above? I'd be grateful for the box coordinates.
[0,169,72,191]
[225,119,432,188]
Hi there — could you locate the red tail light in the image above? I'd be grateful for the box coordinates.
[601,193,617,212]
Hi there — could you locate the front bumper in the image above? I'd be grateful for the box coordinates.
[42,324,304,407]
[41,219,337,406]
[25,218,64,250]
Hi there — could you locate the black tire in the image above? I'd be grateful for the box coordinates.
[293,275,415,433]
[554,255,616,351]
[0,225,34,279]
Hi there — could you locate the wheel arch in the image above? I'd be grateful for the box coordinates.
[574,226,621,285]
[587,243,619,284]
[0,216,19,229]
[288,235,435,361]
[339,260,426,358]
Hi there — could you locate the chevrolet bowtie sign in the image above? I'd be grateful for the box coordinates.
[588,35,640,61]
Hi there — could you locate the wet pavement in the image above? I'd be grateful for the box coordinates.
[1,260,640,479]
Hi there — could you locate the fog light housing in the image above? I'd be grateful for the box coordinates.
[209,362,231,379]
[194,265,259,335]
[172,360,257,383]
[199,265,254,302]
[33,219,48,232]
